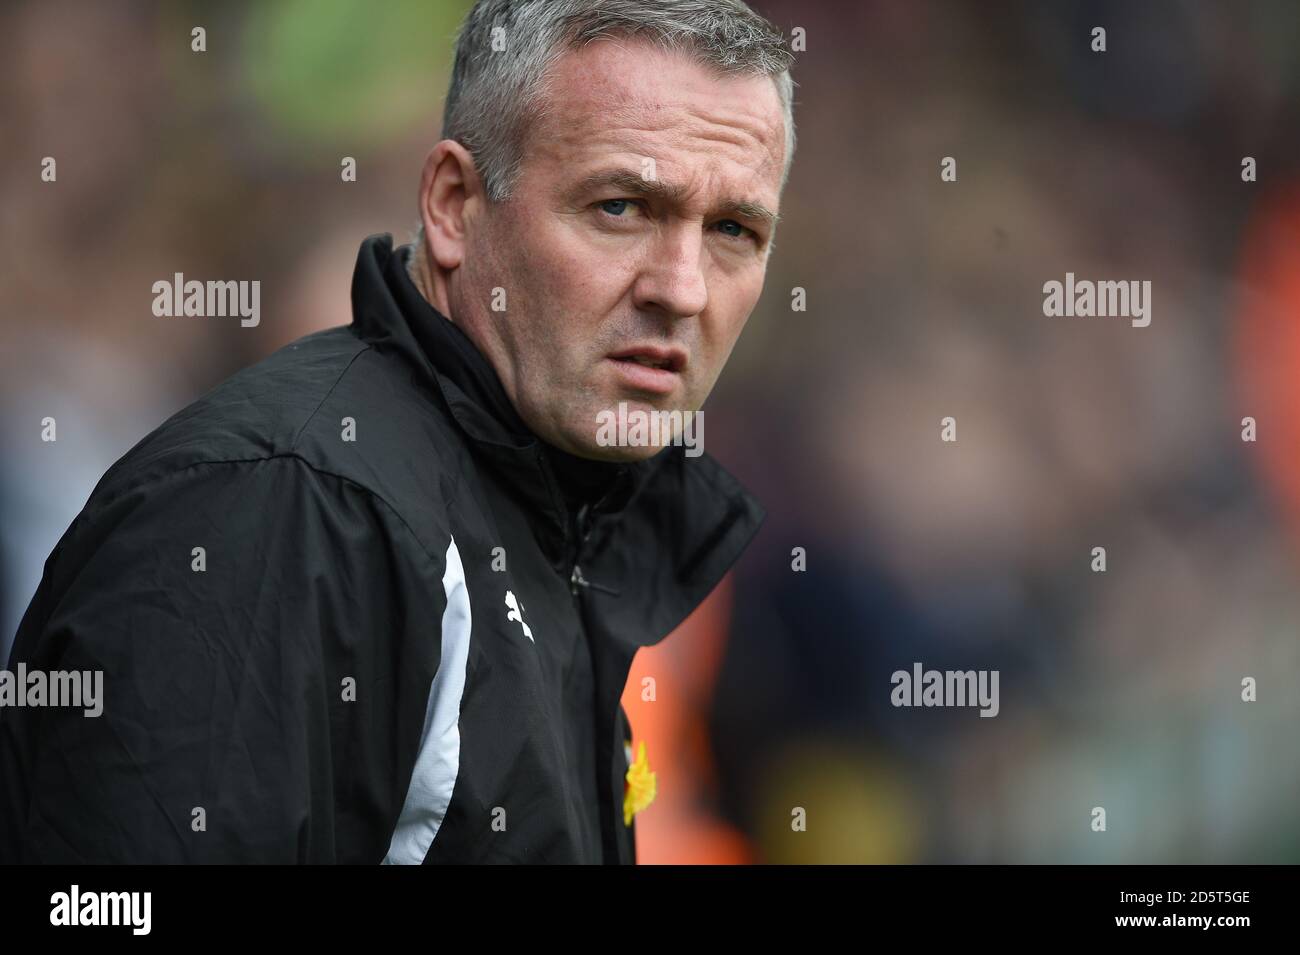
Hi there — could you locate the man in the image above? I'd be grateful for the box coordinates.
[0,0,794,863]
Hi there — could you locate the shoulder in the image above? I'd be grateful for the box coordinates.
[80,326,463,560]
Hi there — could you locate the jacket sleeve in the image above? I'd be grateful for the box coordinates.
[0,455,447,863]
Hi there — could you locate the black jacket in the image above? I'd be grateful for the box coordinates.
[0,234,764,863]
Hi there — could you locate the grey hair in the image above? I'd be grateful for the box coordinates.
[412,0,796,258]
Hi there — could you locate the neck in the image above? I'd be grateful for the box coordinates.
[408,240,453,317]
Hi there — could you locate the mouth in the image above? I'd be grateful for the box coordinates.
[606,345,688,395]
[607,346,687,373]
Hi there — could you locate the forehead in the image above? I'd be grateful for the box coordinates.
[526,38,786,207]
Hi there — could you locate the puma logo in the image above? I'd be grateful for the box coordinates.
[504,590,533,643]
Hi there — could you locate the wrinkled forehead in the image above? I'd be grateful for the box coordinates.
[525,38,787,206]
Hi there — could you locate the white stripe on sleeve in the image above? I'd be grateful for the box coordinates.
[383,534,472,864]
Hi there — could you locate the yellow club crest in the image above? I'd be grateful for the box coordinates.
[623,739,656,826]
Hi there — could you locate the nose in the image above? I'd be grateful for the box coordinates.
[630,224,709,319]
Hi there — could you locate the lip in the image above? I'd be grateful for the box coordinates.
[606,356,680,395]
[605,345,687,397]
[607,344,688,373]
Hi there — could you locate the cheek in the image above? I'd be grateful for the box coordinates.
[510,215,599,302]
[702,274,762,351]
[545,224,637,307]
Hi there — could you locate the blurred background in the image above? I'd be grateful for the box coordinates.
[3,0,1299,863]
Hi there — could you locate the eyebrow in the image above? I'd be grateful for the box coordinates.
[569,168,781,230]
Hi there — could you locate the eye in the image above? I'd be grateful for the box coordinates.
[598,198,637,217]
[714,219,757,243]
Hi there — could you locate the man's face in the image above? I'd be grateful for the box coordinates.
[452,38,786,460]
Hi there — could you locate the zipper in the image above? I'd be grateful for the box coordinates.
[569,562,620,596]
[567,474,626,598]
[561,472,633,864]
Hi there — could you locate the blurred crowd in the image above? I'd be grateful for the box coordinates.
[2,0,1297,862]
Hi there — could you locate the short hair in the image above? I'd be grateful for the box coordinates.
[411,0,797,270]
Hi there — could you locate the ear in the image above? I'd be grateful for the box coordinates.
[418,140,484,272]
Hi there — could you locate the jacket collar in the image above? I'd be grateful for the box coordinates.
[349,234,764,644]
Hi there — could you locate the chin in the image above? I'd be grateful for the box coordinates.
[565,437,665,463]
